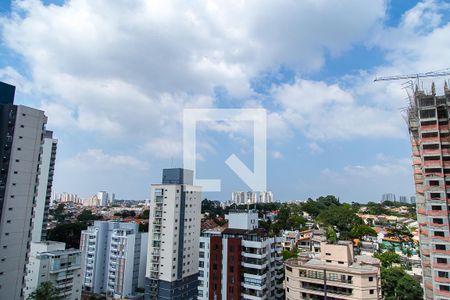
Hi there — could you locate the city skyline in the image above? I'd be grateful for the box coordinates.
[0,1,449,202]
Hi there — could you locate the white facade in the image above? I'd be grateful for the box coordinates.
[225,210,258,230]
[24,241,82,300]
[146,180,202,299]
[80,221,148,299]
[232,191,273,204]
[0,105,48,300]
[259,191,273,203]
[31,132,57,242]
[97,191,108,206]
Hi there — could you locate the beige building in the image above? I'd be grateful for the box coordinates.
[285,241,381,300]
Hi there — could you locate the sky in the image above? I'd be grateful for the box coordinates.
[1,0,450,202]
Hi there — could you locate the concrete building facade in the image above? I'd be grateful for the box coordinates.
[198,210,284,300]
[24,241,82,300]
[80,221,148,299]
[145,168,202,300]
[0,81,52,300]
[284,242,381,300]
[408,84,450,299]
[31,131,57,243]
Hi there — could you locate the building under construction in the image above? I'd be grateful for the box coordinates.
[408,82,450,300]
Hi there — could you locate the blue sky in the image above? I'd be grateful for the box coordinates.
[1,0,450,202]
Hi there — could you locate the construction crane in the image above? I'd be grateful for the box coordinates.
[374,68,450,82]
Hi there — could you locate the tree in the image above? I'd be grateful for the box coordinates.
[27,281,61,300]
[350,225,377,240]
[47,222,87,248]
[317,204,362,237]
[326,226,337,243]
[286,214,306,230]
[77,210,102,222]
[395,273,423,299]
[380,267,423,300]
[282,248,299,260]
[374,251,400,268]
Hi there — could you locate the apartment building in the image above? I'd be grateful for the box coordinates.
[0,81,54,300]
[24,241,82,300]
[31,131,57,243]
[198,210,284,300]
[408,83,450,299]
[285,241,381,300]
[145,168,202,300]
[80,221,148,299]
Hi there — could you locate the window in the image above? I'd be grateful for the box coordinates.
[437,258,448,264]
[429,180,440,186]
[370,290,374,295]
[435,231,445,237]
[438,271,449,278]
[440,285,450,291]
[431,193,441,199]
[369,277,373,282]
[433,218,444,224]
[436,244,446,250]
[432,205,443,211]
[420,109,436,118]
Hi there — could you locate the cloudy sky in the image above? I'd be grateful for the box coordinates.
[1,0,449,202]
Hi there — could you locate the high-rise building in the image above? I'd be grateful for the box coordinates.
[97,191,108,206]
[410,196,416,204]
[198,210,284,300]
[259,191,273,203]
[399,195,408,204]
[0,81,52,300]
[381,193,396,202]
[109,192,115,205]
[145,168,202,300]
[407,83,450,299]
[284,241,381,300]
[80,221,148,298]
[31,131,57,243]
[24,241,82,300]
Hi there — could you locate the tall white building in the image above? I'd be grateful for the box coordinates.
[145,168,202,300]
[232,191,273,204]
[31,131,57,243]
[97,191,109,207]
[0,81,53,300]
[24,241,82,300]
[198,210,284,300]
[80,221,148,299]
[259,191,273,203]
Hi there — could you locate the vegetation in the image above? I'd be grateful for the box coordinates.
[113,210,136,218]
[77,209,102,222]
[381,267,423,300]
[316,203,362,239]
[350,224,377,239]
[26,282,61,300]
[47,222,87,248]
[49,203,72,224]
[281,248,299,260]
[374,251,401,268]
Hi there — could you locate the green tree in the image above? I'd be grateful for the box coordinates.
[374,251,400,268]
[281,248,298,260]
[140,209,150,219]
[77,210,102,222]
[27,281,61,300]
[395,273,423,299]
[380,267,423,300]
[350,225,377,239]
[47,222,87,248]
[286,214,306,230]
[326,226,337,243]
[317,204,362,237]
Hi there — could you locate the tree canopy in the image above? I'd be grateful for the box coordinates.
[381,267,423,300]
[27,282,61,300]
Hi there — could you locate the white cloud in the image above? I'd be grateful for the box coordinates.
[271,79,405,140]
[271,151,283,160]
[308,142,323,155]
[61,149,149,171]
